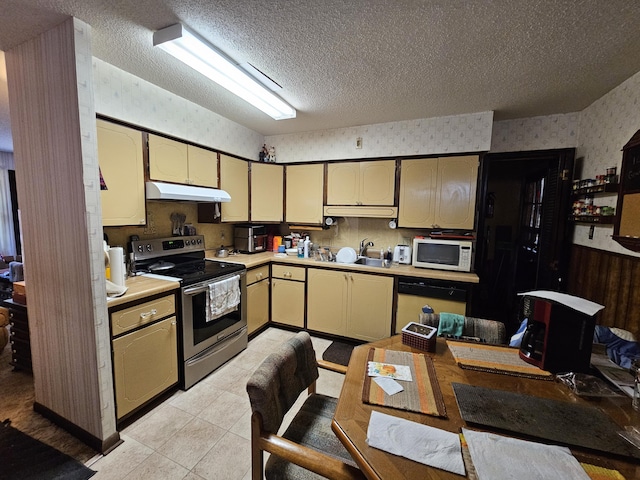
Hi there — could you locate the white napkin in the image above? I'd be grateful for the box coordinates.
[366,411,465,475]
[462,428,590,480]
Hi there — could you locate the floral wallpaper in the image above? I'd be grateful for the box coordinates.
[265,111,494,162]
[490,113,579,153]
[574,70,640,257]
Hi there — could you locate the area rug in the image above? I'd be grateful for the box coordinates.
[322,340,356,366]
[0,420,96,480]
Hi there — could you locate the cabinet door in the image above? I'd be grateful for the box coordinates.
[286,164,324,224]
[112,316,178,419]
[398,158,438,228]
[187,144,217,187]
[435,155,478,229]
[97,120,146,226]
[251,162,284,222]
[347,273,393,341]
[247,279,269,334]
[327,163,360,205]
[271,279,305,327]
[359,160,396,205]
[148,134,189,184]
[307,269,348,336]
[219,154,249,222]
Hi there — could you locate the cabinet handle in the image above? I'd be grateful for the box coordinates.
[285,272,292,278]
[257,273,263,279]
[171,321,177,326]
[140,309,158,319]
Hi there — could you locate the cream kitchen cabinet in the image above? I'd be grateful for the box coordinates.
[307,268,393,342]
[220,154,249,222]
[246,265,270,335]
[286,163,324,224]
[398,155,478,229]
[110,293,178,420]
[251,162,283,222]
[97,120,146,226]
[148,134,217,187]
[271,265,305,328]
[326,160,396,206]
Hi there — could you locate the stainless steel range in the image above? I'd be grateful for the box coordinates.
[131,235,247,389]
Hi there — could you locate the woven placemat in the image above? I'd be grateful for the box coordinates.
[362,348,446,417]
[446,340,553,379]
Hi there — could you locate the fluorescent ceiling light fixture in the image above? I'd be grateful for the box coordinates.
[153,23,296,120]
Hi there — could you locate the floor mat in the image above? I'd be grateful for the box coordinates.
[322,341,356,366]
[0,420,96,480]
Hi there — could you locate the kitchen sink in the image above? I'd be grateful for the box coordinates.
[353,257,384,267]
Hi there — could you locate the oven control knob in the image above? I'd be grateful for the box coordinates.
[197,239,202,244]
[137,245,143,253]
[146,244,153,252]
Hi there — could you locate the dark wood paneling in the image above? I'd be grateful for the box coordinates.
[568,244,640,337]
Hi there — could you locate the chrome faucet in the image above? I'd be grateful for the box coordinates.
[359,238,374,257]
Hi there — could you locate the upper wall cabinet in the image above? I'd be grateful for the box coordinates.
[398,155,479,229]
[148,134,217,188]
[220,154,249,222]
[251,162,283,222]
[613,129,640,252]
[286,163,324,224]
[326,160,396,206]
[97,120,146,226]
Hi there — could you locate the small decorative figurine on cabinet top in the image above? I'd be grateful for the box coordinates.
[268,146,276,162]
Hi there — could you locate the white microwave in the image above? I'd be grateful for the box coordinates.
[412,238,473,272]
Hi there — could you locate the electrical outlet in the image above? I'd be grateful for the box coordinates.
[356,137,363,149]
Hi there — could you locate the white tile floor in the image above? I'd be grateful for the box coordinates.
[88,328,345,479]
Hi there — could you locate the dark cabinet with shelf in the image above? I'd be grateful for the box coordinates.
[613,129,640,251]
[2,299,31,372]
[569,182,618,224]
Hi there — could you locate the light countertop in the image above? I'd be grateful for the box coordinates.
[106,275,181,308]
[205,250,479,284]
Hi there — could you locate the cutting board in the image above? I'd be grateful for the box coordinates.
[452,382,640,460]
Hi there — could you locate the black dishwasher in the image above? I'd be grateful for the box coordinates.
[396,277,467,332]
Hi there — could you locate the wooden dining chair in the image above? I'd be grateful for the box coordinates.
[246,331,365,480]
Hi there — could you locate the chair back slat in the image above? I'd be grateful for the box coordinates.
[247,332,319,433]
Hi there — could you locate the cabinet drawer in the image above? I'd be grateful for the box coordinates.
[271,265,305,282]
[111,294,176,337]
[247,265,270,286]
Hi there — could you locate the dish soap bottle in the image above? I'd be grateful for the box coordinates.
[297,237,304,258]
[303,236,310,259]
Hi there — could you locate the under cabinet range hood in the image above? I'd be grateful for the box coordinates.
[145,181,231,202]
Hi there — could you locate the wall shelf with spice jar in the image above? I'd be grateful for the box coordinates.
[570,169,618,224]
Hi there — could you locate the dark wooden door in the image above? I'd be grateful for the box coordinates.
[472,149,575,333]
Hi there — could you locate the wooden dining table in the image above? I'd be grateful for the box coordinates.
[331,335,640,479]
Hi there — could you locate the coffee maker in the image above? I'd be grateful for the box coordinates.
[518,291,604,373]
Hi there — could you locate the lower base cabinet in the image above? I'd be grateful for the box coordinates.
[307,268,393,342]
[110,293,178,420]
[247,265,270,335]
[271,265,305,328]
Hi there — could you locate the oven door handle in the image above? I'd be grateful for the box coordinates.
[183,284,211,296]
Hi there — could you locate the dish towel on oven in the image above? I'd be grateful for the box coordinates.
[207,275,240,322]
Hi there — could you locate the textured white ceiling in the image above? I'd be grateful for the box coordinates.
[1,0,640,153]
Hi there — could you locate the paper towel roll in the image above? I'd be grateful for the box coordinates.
[108,247,126,287]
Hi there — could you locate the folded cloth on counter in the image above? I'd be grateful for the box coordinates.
[207,275,240,322]
[366,411,465,475]
[438,312,464,337]
[462,428,590,480]
[106,279,128,297]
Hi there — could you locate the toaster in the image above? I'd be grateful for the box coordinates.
[393,245,412,264]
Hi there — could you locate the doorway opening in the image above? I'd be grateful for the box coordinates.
[472,149,575,336]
